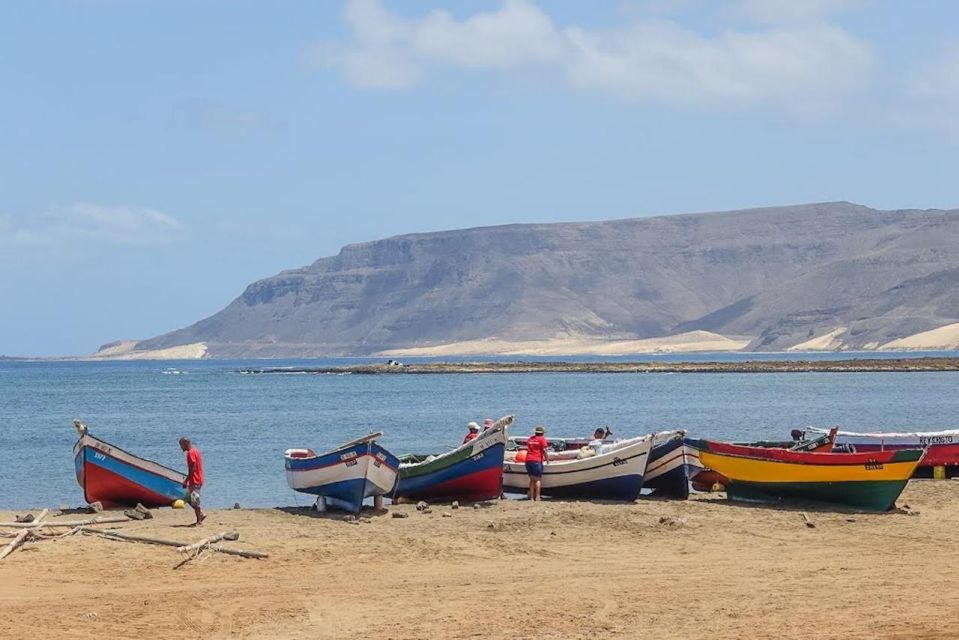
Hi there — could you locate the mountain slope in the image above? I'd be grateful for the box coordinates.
[133,202,959,357]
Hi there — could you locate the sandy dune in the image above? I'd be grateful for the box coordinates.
[786,326,848,351]
[380,330,752,357]
[880,322,959,351]
[89,340,208,360]
[3,482,959,639]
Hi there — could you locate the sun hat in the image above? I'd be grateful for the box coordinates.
[534,425,545,434]
[467,421,480,431]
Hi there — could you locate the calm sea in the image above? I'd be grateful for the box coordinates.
[2,352,957,509]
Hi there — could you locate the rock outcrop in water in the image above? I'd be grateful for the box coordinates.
[129,202,959,357]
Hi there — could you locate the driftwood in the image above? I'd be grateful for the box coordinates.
[177,531,239,554]
[0,516,130,529]
[94,530,183,547]
[0,509,50,561]
[94,529,268,560]
[0,530,32,561]
[206,544,268,559]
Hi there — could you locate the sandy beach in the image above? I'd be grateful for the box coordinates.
[3,482,959,639]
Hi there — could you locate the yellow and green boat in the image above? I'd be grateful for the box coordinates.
[687,439,925,512]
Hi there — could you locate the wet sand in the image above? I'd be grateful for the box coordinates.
[3,482,959,639]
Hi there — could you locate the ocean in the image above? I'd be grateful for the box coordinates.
[2,353,957,510]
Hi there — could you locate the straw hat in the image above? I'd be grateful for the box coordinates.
[467,421,480,431]
[534,425,545,434]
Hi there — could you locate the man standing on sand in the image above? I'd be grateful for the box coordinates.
[179,437,206,526]
[525,425,549,501]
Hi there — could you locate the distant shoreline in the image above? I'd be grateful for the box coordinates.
[239,357,959,374]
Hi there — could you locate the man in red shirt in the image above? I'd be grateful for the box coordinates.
[463,422,480,444]
[525,425,549,501]
[179,437,206,526]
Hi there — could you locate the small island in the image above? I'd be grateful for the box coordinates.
[240,357,959,375]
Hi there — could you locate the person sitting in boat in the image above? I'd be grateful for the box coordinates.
[463,422,480,444]
[586,427,612,457]
[179,437,206,526]
[482,417,494,431]
[526,425,549,501]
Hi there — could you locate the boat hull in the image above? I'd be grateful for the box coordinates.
[832,432,959,476]
[644,431,690,499]
[394,420,510,502]
[73,434,187,508]
[691,439,924,512]
[503,436,653,502]
[286,440,399,513]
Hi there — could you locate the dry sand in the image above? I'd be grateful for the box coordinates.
[4,483,959,639]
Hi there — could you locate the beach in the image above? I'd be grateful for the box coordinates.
[4,482,959,639]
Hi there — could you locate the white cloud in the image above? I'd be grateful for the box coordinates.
[315,0,872,115]
[0,204,184,249]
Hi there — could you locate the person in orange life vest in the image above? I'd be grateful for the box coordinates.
[179,437,206,526]
[463,422,480,444]
[525,425,549,501]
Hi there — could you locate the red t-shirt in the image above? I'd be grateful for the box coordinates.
[463,432,478,444]
[186,447,204,487]
[525,435,548,463]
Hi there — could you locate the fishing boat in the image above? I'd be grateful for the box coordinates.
[392,415,512,502]
[72,420,187,508]
[503,434,653,501]
[806,427,959,478]
[285,432,400,513]
[687,438,925,511]
[644,430,691,499]
[685,429,838,492]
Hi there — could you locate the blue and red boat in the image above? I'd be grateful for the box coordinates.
[285,432,400,513]
[393,415,512,502]
[73,420,187,508]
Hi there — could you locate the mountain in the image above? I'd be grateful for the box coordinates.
[125,202,959,358]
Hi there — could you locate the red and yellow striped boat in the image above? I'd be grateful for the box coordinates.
[687,439,925,512]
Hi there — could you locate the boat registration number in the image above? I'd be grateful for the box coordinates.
[340,451,358,461]
[920,435,954,445]
[92,451,107,462]
[864,460,884,470]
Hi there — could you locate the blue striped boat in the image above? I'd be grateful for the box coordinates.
[285,432,400,513]
[644,430,691,499]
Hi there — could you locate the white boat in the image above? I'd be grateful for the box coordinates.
[284,432,400,513]
[502,434,653,501]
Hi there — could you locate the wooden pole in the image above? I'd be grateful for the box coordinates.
[93,530,185,547]
[93,529,268,559]
[0,516,130,529]
[207,544,269,559]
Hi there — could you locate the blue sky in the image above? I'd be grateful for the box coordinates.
[1,0,958,356]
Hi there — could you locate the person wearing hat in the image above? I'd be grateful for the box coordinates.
[525,425,549,501]
[463,421,480,444]
[482,417,494,431]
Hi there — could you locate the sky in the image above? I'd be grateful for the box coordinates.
[1,0,958,356]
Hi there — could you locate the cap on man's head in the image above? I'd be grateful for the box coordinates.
[467,422,480,431]
[534,425,545,434]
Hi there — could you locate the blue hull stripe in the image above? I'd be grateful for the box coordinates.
[541,473,645,502]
